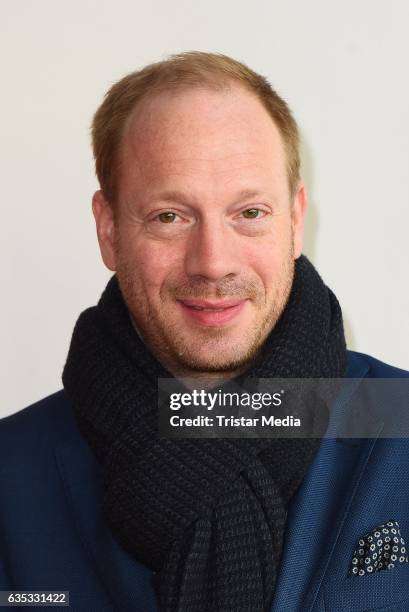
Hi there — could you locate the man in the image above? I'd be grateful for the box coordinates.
[1,52,408,612]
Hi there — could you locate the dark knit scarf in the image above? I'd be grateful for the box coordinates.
[62,255,347,612]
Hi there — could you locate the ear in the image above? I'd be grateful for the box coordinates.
[291,180,307,259]
[92,190,117,271]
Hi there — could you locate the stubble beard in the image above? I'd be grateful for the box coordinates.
[116,247,295,377]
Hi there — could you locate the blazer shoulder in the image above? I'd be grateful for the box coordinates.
[0,390,80,461]
[347,349,409,378]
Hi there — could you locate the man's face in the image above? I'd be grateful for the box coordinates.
[93,85,306,376]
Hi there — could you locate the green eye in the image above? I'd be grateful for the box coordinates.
[158,212,176,223]
[242,208,260,219]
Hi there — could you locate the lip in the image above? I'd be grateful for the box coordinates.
[178,299,247,326]
[179,298,244,309]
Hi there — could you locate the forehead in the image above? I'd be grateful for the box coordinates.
[118,85,288,199]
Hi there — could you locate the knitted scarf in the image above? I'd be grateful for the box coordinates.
[62,255,347,612]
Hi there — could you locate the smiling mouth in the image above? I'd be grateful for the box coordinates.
[179,298,245,308]
[177,299,247,326]
[189,306,226,311]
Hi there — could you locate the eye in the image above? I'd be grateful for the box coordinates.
[148,210,192,237]
[157,211,178,223]
[241,208,264,219]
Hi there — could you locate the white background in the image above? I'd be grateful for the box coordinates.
[1,1,408,418]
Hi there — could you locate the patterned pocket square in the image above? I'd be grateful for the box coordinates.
[350,520,408,576]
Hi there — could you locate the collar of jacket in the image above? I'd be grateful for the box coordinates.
[269,351,376,612]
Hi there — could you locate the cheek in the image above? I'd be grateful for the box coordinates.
[119,237,183,292]
[245,234,294,291]
[243,226,293,268]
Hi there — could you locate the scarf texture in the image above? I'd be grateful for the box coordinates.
[62,255,347,612]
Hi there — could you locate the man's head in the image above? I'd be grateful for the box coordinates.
[92,52,307,378]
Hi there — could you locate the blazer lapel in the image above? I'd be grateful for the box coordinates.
[270,356,383,612]
[55,438,158,612]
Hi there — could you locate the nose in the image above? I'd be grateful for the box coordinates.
[183,217,240,282]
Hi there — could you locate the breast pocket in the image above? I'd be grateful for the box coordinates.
[323,562,409,611]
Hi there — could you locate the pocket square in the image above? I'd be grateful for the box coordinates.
[349,520,408,576]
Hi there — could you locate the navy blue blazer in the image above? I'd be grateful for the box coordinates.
[1,350,409,611]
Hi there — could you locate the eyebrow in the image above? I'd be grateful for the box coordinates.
[153,188,265,206]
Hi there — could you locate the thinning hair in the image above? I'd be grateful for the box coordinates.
[91,51,301,206]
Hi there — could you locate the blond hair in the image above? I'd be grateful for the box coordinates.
[91,51,300,205]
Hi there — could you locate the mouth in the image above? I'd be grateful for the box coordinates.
[177,299,247,326]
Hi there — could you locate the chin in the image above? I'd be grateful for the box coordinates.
[172,341,258,374]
